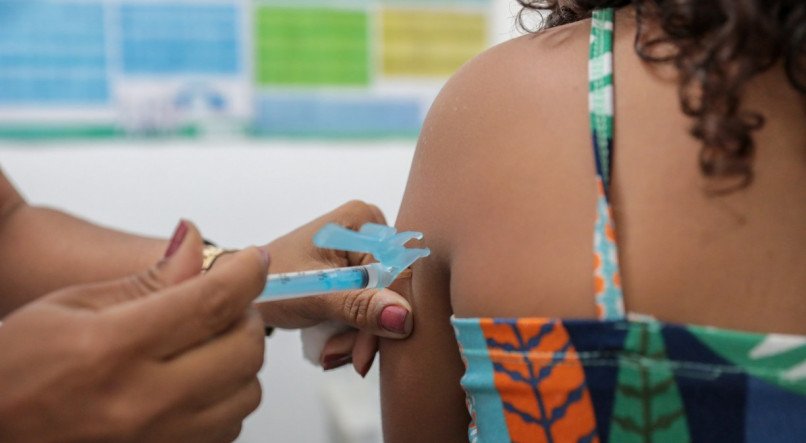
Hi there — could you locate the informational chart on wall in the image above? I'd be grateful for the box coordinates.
[0,0,493,140]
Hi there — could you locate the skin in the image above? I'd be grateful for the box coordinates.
[0,221,268,442]
[0,171,413,441]
[380,6,806,442]
[0,172,167,314]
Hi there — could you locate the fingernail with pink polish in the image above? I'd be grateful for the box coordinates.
[164,220,188,258]
[358,357,375,378]
[258,248,271,272]
[322,353,352,371]
[379,305,409,335]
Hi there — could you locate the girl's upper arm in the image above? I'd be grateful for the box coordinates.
[377,63,488,442]
[377,43,525,441]
[379,125,470,442]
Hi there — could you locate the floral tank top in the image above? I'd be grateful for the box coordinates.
[451,9,806,443]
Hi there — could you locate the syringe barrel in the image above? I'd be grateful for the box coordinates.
[256,263,387,302]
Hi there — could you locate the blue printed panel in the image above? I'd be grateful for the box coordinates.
[0,1,108,104]
[254,95,423,137]
[120,3,240,75]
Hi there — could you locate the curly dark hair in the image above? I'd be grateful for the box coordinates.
[517,1,805,191]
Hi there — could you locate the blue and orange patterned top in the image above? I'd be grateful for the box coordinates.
[451,9,806,443]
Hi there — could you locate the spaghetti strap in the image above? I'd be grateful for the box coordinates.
[589,8,626,321]
[590,9,615,192]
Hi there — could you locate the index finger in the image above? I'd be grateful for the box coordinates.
[109,246,269,359]
[306,200,387,237]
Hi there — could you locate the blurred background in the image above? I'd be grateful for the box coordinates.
[0,0,527,441]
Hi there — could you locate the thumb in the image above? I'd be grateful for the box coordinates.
[55,220,204,310]
[323,287,414,339]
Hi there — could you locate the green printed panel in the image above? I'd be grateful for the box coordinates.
[255,7,369,86]
[689,326,806,395]
[610,321,690,442]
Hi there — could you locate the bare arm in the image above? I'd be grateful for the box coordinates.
[0,171,167,315]
[377,34,548,440]
[378,154,470,440]
[377,53,491,442]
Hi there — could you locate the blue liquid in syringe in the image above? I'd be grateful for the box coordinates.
[259,266,370,301]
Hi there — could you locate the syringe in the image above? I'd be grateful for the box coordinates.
[253,222,429,303]
[256,263,393,302]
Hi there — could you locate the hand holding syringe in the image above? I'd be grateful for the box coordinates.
[255,223,430,302]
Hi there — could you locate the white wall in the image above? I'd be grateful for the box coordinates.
[0,1,525,441]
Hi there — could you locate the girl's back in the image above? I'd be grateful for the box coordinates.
[417,6,805,331]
